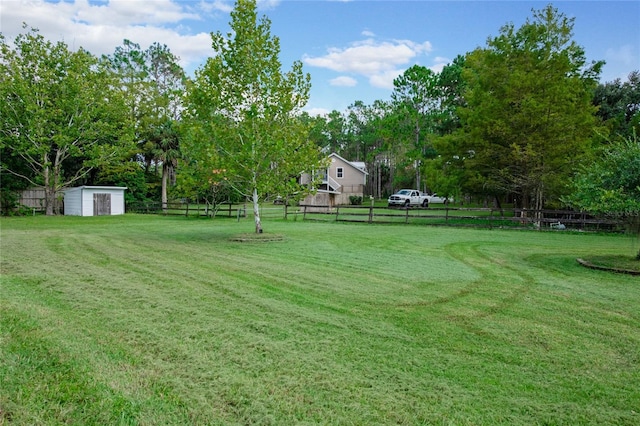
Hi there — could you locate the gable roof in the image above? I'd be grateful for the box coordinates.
[328,152,368,175]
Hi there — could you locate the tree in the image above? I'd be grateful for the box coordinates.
[594,71,640,140]
[454,5,603,210]
[107,40,186,211]
[184,0,322,233]
[0,26,132,215]
[391,65,440,190]
[564,133,640,259]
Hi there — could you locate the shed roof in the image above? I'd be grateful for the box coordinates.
[64,186,128,192]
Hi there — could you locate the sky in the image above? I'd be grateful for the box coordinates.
[1,0,639,115]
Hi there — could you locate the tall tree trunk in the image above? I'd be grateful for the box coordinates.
[534,184,544,228]
[43,156,55,216]
[45,183,56,216]
[252,187,262,233]
[162,163,169,213]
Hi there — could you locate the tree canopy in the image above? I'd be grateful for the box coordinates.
[184,0,323,232]
[0,26,132,215]
[450,5,603,210]
[564,133,640,258]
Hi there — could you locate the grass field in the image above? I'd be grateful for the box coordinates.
[1,214,639,425]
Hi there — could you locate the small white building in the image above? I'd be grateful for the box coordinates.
[63,186,127,216]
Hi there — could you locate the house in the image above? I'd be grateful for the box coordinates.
[63,186,127,216]
[302,153,367,208]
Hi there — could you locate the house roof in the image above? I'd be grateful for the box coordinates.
[328,152,369,175]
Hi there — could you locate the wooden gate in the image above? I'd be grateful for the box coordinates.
[93,193,111,216]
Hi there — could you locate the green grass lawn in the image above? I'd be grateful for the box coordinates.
[1,215,639,425]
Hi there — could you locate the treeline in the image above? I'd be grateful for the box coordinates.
[1,3,639,219]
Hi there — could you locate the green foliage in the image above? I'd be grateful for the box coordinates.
[105,40,186,208]
[566,135,640,216]
[565,133,640,257]
[349,195,363,205]
[94,162,149,204]
[451,5,603,209]
[0,26,133,215]
[391,65,441,189]
[594,70,640,139]
[184,0,323,232]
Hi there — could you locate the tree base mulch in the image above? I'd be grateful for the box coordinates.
[576,258,640,276]
[230,233,285,243]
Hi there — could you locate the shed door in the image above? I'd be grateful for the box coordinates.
[93,193,111,216]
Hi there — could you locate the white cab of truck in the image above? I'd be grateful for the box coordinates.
[387,189,429,208]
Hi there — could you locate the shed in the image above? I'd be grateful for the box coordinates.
[63,186,127,216]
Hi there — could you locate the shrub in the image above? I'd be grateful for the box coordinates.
[349,195,363,205]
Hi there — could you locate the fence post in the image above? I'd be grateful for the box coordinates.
[335,205,340,221]
[368,205,373,224]
[303,205,307,220]
[489,208,494,229]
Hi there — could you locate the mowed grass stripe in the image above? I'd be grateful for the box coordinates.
[1,215,639,424]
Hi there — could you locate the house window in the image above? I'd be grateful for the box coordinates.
[337,167,343,178]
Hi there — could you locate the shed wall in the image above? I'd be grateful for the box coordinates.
[64,187,126,216]
[63,188,83,216]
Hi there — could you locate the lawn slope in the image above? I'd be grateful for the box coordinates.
[1,215,639,425]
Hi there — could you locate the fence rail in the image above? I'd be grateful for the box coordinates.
[126,201,622,232]
[296,205,623,232]
[126,201,287,220]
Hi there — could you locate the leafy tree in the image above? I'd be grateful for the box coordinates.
[454,5,603,211]
[184,0,322,233]
[107,40,186,211]
[391,65,441,190]
[435,55,466,136]
[0,26,132,215]
[594,71,640,139]
[564,133,640,259]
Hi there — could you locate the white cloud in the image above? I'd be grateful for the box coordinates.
[368,69,404,89]
[430,56,451,74]
[81,0,200,26]
[303,37,433,89]
[257,0,281,10]
[304,38,432,75]
[198,0,234,14]
[330,76,357,87]
[2,0,214,71]
[605,44,636,66]
[361,30,375,37]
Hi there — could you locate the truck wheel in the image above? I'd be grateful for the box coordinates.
[404,200,410,208]
[422,199,428,208]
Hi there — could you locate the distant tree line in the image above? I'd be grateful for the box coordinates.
[1,2,639,233]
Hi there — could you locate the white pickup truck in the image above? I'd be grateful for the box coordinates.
[387,189,429,208]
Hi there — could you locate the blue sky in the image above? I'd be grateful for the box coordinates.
[2,0,639,115]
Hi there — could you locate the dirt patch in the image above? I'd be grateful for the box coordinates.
[230,233,285,243]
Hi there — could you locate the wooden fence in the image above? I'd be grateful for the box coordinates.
[127,201,622,232]
[126,201,287,220]
[295,204,623,232]
[17,187,63,214]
